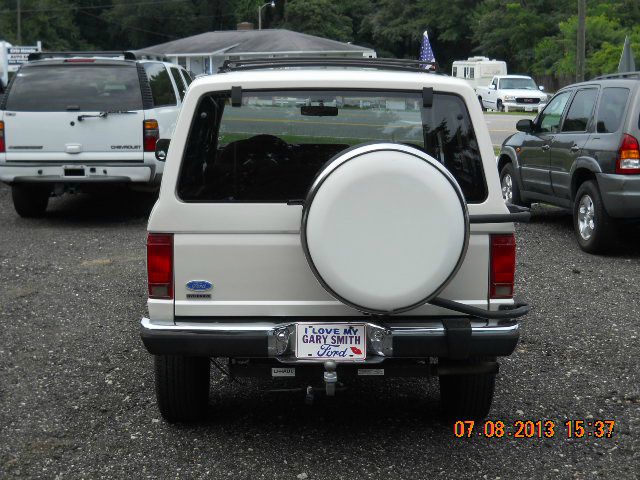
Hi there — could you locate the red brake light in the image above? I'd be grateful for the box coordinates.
[143,119,159,152]
[63,58,95,63]
[490,234,516,299]
[147,233,173,299]
[0,121,5,153]
[616,133,640,174]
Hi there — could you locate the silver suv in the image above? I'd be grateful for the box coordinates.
[140,58,530,422]
[0,51,191,217]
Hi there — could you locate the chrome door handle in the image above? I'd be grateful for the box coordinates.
[570,144,580,152]
[541,144,550,151]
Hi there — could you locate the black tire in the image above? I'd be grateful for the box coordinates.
[478,96,486,112]
[496,99,504,112]
[573,180,615,254]
[499,162,529,207]
[11,184,50,217]
[439,359,496,420]
[154,355,210,423]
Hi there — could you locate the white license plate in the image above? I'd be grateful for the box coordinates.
[525,107,533,112]
[296,323,366,361]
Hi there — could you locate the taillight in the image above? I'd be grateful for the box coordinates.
[143,119,159,152]
[147,233,173,299]
[490,234,516,299]
[0,121,5,153]
[616,133,640,174]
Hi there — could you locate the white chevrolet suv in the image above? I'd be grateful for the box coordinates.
[0,51,192,217]
[140,58,530,422]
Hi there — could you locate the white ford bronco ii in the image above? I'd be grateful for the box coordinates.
[141,58,530,422]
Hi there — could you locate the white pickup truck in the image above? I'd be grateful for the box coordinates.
[476,75,547,112]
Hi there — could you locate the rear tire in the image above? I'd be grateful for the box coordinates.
[439,359,496,420]
[154,355,210,423]
[478,96,486,112]
[573,180,615,254]
[11,184,50,217]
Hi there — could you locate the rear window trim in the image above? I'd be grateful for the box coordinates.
[175,87,488,204]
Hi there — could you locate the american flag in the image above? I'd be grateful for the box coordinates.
[419,30,436,69]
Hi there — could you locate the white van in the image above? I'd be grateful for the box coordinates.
[452,56,507,89]
[0,51,192,217]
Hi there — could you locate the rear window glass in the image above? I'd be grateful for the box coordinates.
[5,64,143,112]
[143,63,176,107]
[177,90,487,203]
[596,87,629,133]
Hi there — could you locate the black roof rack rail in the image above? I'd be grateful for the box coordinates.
[27,51,137,62]
[219,57,438,74]
[593,71,640,80]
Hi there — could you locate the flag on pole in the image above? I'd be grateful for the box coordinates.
[419,30,436,69]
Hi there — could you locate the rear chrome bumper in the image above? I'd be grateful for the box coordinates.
[0,164,155,184]
[140,316,520,361]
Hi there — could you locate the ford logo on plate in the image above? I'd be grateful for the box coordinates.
[186,280,213,292]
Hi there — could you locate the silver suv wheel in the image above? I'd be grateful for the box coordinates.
[501,173,513,203]
[577,194,595,240]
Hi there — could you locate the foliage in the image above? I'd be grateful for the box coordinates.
[0,0,638,83]
[283,0,352,43]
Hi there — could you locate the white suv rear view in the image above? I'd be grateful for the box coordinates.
[141,58,530,423]
[0,51,192,217]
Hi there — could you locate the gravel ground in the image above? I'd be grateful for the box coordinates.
[0,183,638,480]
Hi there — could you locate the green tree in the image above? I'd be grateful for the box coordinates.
[283,0,353,43]
[0,0,87,49]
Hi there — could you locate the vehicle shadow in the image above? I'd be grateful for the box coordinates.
[527,203,640,257]
[43,189,158,224]
[183,377,451,437]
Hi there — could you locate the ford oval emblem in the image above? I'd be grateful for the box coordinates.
[186,280,213,292]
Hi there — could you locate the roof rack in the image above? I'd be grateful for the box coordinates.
[219,57,438,74]
[27,51,137,62]
[594,71,640,80]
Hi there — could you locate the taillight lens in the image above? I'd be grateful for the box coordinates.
[147,233,173,299]
[616,133,640,174]
[490,234,516,299]
[0,121,5,153]
[143,119,159,152]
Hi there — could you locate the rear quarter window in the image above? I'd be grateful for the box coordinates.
[177,90,487,203]
[596,87,629,133]
[143,63,177,107]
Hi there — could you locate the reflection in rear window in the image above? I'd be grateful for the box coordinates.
[177,90,487,203]
[5,64,143,112]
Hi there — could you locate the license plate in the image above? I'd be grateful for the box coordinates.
[296,323,366,361]
[525,107,533,112]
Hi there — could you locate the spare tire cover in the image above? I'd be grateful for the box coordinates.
[301,143,469,315]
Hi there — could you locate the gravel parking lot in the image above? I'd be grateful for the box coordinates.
[1,183,639,479]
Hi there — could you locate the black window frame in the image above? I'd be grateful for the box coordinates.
[176,88,488,204]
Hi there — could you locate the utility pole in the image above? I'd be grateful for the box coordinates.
[17,0,22,44]
[576,0,586,82]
